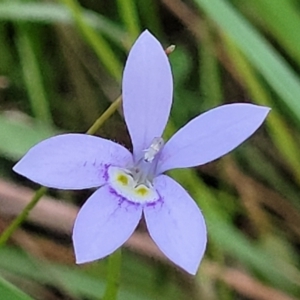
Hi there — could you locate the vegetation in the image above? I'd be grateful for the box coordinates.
[0,0,299,299]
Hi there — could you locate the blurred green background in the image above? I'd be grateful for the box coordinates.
[0,0,300,299]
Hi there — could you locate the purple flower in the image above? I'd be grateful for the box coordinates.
[13,30,270,275]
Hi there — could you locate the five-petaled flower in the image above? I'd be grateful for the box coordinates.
[13,30,270,275]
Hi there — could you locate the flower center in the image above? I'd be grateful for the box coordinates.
[107,137,164,204]
[108,166,159,204]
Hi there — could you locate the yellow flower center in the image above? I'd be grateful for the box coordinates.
[136,186,148,196]
[108,166,159,204]
[117,174,129,185]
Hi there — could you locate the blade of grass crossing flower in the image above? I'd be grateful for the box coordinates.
[195,0,300,123]
[103,249,122,300]
[60,0,122,81]
[117,0,140,40]
[16,25,52,124]
[222,35,300,184]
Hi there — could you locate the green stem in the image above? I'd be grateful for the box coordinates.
[103,249,122,300]
[0,186,47,246]
[0,96,122,245]
[86,96,122,135]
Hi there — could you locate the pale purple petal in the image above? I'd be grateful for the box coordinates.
[122,30,173,159]
[13,134,133,189]
[144,175,206,274]
[157,104,270,173]
[73,185,142,263]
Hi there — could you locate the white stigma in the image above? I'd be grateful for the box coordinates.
[106,137,165,204]
[143,137,164,163]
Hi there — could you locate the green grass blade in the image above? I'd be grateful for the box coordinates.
[244,0,300,67]
[0,2,126,46]
[199,21,223,109]
[60,0,123,81]
[165,121,299,295]
[195,0,300,122]
[0,113,57,160]
[222,35,300,183]
[136,0,162,35]
[0,276,34,300]
[15,25,52,123]
[170,167,299,294]
[0,247,169,300]
[117,0,140,39]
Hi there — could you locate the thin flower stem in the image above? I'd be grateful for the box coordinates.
[0,96,122,246]
[87,96,123,300]
[102,249,122,300]
[0,186,47,246]
[86,96,122,135]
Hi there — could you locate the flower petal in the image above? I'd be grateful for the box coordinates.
[13,134,133,189]
[157,104,270,173]
[144,175,206,274]
[122,30,173,159]
[73,185,142,263]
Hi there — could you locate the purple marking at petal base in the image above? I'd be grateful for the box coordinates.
[145,192,164,208]
[108,186,141,207]
[13,134,133,190]
[103,164,110,182]
[108,184,163,206]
